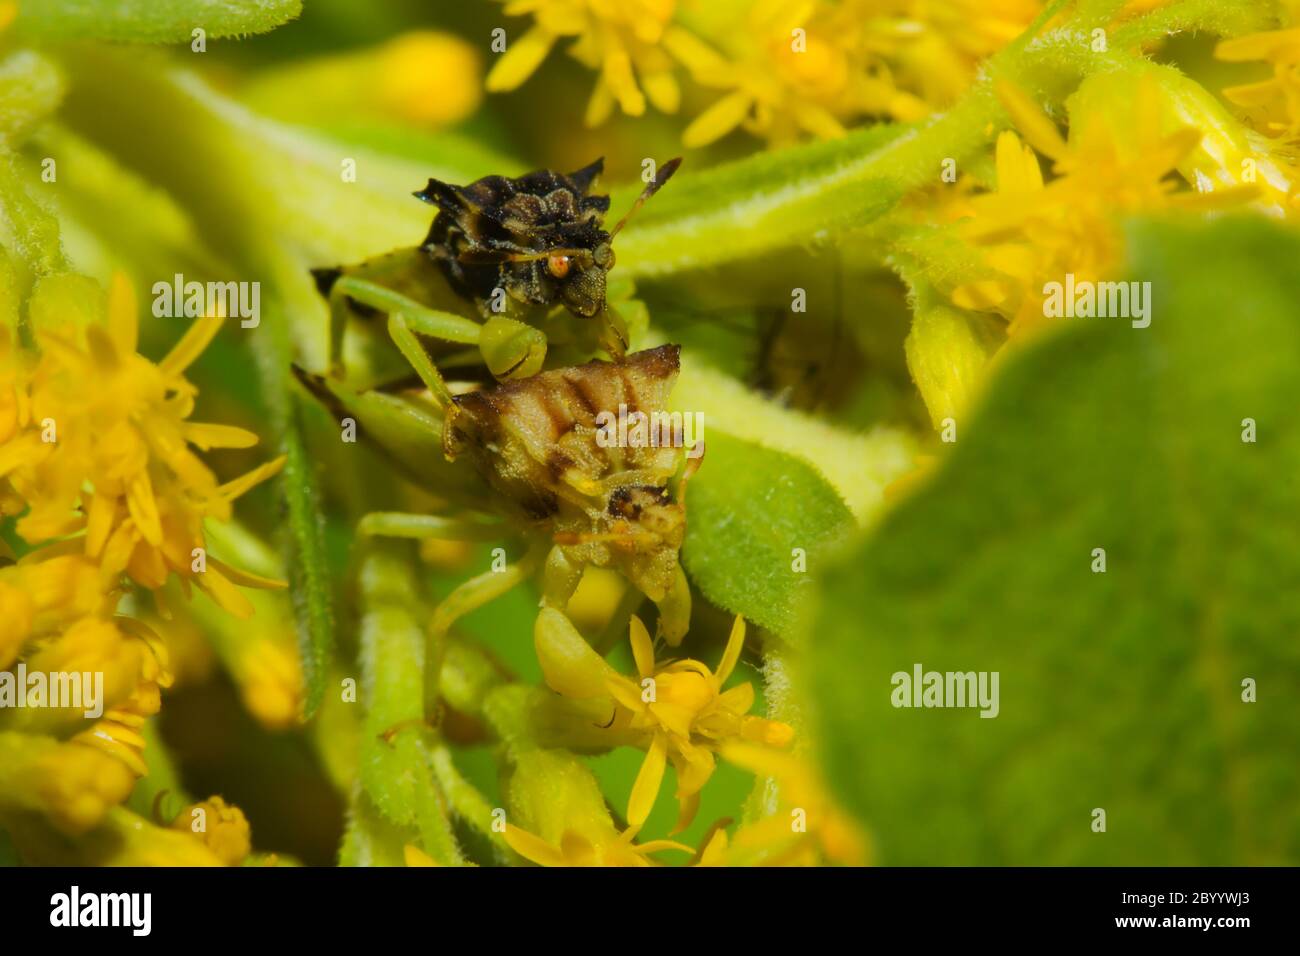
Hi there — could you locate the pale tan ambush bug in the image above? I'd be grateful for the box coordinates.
[444,343,700,645]
[309,342,703,729]
[311,157,681,382]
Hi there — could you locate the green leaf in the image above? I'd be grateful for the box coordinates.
[683,432,853,638]
[613,124,908,278]
[242,293,335,720]
[669,350,914,639]
[280,390,335,720]
[0,151,66,276]
[612,84,1020,279]
[672,352,916,521]
[53,48,499,271]
[19,0,301,43]
[810,216,1300,865]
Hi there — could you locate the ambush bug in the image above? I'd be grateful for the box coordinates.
[298,342,702,728]
[312,157,681,383]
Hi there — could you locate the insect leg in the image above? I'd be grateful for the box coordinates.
[598,305,629,360]
[388,313,456,408]
[422,540,548,720]
[654,564,692,647]
[328,273,482,366]
[478,315,547,380]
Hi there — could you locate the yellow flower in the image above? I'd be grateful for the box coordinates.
[171,796,252,865]
[949,77,1254,338]
[612,614,794,830]
[486,0,683,126]
[242,31,482,129]
[484,0,1036,145]
[84,808,227,866]
[534,608,793,831]
[504,820,692,866]
[71,618,173,777]
[235,634,302,729]
[700,742,869,866]
[0,551,110,667]
[190,577,304,728]
[675,0,1039,147]
[0,732,137,835]
[1218,26,1300,143]
[2,273,286,615]
[500,748,693,866]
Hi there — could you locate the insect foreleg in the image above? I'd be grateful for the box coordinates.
[654,564,692,647]
[326,274,482,372]
[541,544,584,608]
[599,305,629,360]
[388,313,457,408]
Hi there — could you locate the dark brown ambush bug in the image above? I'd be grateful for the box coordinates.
[415,156,681,357]
[311,157,680,380]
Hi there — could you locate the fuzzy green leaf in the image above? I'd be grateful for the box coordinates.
[683,432,854,638]
[614,125,908,278]
[19,0,301,43]
[810,217,1300,865]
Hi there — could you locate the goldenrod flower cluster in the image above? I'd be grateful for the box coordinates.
[0,272,281,864]
[486,0,1042,145]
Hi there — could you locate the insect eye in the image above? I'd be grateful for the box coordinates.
[546,254,571,278]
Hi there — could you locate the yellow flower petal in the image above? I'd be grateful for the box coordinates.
[672,788,701,835]
[627,732,668,826]
[404,845,438,866]
[629,614,656,679]
[661,25,731,81]
[106,271,139,357]
[995,131,1043,195]
[503,824,568,867]
[584,79,615,127]
[183,422,260,451]
[647,699,695,738]
[485,25,557,92]
[683,90,753,148]
[126,471,163,548]
[206,555,288,591]
[994,79,1068,162]
[194,563,254,619]
[158,314,223,380]
[715,682,755,715]
[85,493,117,558]
[1215,28,1300,63]
[641,68,680,113]
[217,455,286,502]
[600,46,645,116]
[715,614,745,685]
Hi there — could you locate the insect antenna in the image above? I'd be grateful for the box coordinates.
[608,157,682,241]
